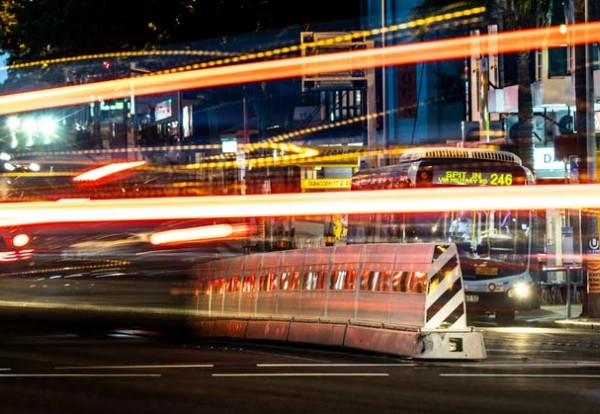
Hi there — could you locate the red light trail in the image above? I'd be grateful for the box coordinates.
[0,22,597,115]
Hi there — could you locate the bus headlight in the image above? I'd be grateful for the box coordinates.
[508,282,531,299]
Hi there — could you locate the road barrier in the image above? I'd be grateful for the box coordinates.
[188,243,486,360]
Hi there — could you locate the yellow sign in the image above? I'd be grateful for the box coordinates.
[475,266,499,276]
[434,171,514,186]
[301,178,351,190]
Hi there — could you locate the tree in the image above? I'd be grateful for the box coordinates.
[0,1,361,149]
[497,0,553,173]
[411,0,557,172]
[0,1,361,64]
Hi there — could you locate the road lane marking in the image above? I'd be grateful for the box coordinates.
[0,373,161,378]
[454,361,600,368]
[56,364,214,370]
[256,363,415,367]
[213,373,390,377]
[485,349,565,353]
[441,374,600,378]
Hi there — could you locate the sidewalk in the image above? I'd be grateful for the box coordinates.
[519,304,600,330]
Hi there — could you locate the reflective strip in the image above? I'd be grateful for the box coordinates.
[424,244,467,330]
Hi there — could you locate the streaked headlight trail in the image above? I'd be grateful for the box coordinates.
[0,184,598,227]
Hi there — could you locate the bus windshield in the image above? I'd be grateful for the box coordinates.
[347,209,531,278]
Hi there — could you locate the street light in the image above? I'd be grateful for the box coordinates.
[5,115,58,148]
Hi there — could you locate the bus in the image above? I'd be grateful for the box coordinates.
[347,146,536,324]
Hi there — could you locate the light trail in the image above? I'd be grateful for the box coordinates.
[73,161,146,182]
[149,223,254,246]
[2,8,485,73]
[0,183,598,227]
[0,22,597,115]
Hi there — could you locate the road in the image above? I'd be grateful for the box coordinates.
[0,317,599,414]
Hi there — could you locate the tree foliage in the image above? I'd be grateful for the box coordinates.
[0,0,361,64]
[411,0,567,171]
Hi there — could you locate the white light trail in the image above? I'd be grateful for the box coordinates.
[0,184,598,227]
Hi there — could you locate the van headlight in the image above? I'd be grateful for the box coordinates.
[508,282,531,299]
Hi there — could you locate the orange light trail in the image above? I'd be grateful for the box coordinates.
[73,161,146,182]
[149,223,254,246]
[0,184,599,227]
[0,22,597,115]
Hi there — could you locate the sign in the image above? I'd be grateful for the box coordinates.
[475,266,498,276]
[533,147,565,178]
[301,178,351,190]
[154,99,172,121]
[588,256,600,294]
[587,236,600,294]
[99,100,125,111]
[221,138,237,153]
[433,170,515,186]
[587,237,600,255]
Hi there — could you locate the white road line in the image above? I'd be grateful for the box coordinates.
[56,364,214,370]
[485,349,565,353]
[245,350,327,362]
[441,374,600,378]
[455,362,600,368]
[0,373,161,378]
[0,368,10,372]
[213,373,390,377]
[256,363,415,367]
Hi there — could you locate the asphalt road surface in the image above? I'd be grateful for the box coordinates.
[0,317,599,414]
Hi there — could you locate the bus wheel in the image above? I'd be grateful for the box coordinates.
[495,310,515,325]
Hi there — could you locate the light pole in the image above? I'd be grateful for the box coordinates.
[574,0,598,317]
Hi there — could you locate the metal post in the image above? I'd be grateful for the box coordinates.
[381,0,387,153]
[566,266,572,318]
[574,0,599,317]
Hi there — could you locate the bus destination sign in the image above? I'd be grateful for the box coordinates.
[433,171,514,186]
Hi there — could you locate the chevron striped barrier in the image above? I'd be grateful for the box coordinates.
[188,243,486,360]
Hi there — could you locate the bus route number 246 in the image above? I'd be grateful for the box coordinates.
[490,173,513,186]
